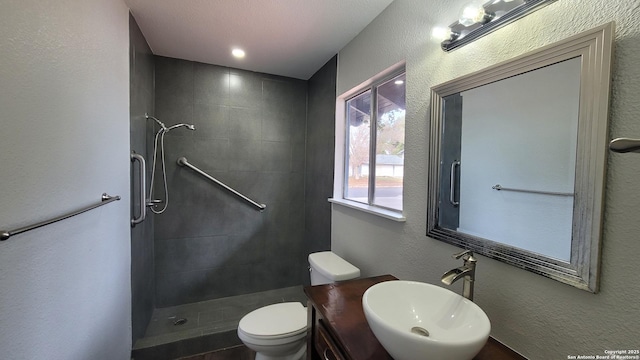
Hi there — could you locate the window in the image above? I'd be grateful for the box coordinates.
[344,71,406,212]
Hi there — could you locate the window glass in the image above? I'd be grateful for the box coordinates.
[373,73,405,210]
[345,90,371,203]
[343,70,405,212]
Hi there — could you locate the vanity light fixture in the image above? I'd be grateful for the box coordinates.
[432,27,460,42]
[459,2,493,27]
[434,0,556,52]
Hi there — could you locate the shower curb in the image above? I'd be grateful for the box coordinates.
[131,329,241,360]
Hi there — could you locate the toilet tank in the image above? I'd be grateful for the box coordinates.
[308,251,360,285]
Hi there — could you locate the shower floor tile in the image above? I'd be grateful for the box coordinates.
[133,285,307,354]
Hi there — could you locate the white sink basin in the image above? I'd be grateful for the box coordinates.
[362,280,490,360]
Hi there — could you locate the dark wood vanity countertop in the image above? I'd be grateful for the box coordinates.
[304,274,526,360]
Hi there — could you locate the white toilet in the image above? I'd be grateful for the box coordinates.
[237,251,360,360]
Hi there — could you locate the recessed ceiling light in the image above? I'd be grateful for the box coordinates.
[232,48,245,59]
[395,80,404,85]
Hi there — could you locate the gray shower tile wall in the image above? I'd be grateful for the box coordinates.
[130,14,156,344]
[303,56,338,284]
[153,56,309,307]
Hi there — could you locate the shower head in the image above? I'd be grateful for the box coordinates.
[166,123,196,132]
[146,114,195,135]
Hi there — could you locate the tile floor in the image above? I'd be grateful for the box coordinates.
[133,285,307,358]
[178,345,255,360]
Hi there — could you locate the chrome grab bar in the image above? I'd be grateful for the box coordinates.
[492,184,573,197]
[449,160,460,206]
[131,152,147,226]
[177,157,266,211]
[1,193,121,241]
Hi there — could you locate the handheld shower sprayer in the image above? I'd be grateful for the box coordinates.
[145,113,167,130]
[144,114,196,214]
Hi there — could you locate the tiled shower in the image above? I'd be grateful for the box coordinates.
[129,15,336,358]
[152,54,308,306]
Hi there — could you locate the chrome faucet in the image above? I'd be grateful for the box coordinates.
[441,250,477,301]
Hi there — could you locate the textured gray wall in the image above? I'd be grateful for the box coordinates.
[304,56,338,284]
[333,0,640,359]
[0,0,131,358]
[129,14,156,343]
[153,56,308,307]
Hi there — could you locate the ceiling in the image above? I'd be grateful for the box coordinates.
[125,0,394,80]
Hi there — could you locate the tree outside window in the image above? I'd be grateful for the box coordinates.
[345,72,405,211]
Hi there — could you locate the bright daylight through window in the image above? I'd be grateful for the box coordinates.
[344,71,406,212]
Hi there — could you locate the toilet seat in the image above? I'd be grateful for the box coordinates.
[238,302,307,344]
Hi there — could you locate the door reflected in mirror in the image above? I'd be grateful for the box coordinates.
[427,23,614,292]
[439,57,581,262]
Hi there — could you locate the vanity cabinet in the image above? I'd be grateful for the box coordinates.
[305,275,394,360]
[304,275,527,360]
[314,319,346,360]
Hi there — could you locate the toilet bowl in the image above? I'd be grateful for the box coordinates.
[237,302,307,360]
[237,251,360,360]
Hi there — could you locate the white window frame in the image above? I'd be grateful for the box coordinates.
[330,66,406,222]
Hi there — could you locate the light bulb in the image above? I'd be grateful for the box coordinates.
[459,3,487,26]
[431,27,453,41]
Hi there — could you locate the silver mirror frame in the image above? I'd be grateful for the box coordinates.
[427,22,615,292]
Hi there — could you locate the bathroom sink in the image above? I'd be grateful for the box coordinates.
[362,280,490,360]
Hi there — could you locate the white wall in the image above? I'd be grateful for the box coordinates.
[333,0,640,358]
[0,1,131,359]
[458,57,580,261]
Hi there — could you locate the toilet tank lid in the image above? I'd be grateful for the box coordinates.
[308,251,360,281]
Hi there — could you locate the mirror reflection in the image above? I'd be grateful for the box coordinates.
[439,57,581,261]
[427,23,614,292]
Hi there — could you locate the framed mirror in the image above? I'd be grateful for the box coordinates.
[427,23,614,292]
